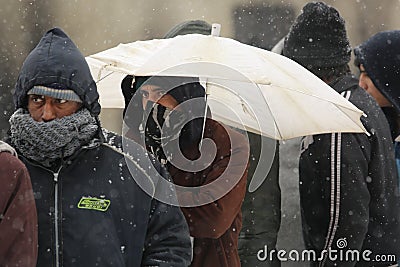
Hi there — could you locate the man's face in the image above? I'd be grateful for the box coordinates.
[139,84,178,110]
[28,94,82,122]
[358,64,392,107]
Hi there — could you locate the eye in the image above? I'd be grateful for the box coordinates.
[140,90,149,99]
[30,95,45,103]
[155,90,165,98]
[55,99,68,104]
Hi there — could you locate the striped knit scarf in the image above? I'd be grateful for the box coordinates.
[9,108,98,167]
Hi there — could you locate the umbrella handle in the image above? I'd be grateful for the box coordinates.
[199,91,209,151]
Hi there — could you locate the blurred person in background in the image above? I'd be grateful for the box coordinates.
[0,141,37,267]
[354,30,400,191]
[7,27,191,267]
[283,2,400,266]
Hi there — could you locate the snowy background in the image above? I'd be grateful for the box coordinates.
[1,1,399,266]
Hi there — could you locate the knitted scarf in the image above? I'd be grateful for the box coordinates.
[9,108,98,168]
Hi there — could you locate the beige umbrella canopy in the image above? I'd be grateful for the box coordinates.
[86,32,367,140]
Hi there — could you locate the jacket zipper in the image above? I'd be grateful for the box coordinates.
[23,162,63,266]
[53,167,62,267]
[20,142,100,266]
[50,145,99,266]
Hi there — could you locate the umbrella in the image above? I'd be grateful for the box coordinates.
[86,31,367,140]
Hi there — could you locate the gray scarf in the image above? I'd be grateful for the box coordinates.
[9,108,98,168]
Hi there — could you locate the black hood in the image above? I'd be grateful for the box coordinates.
[13,27,101,116]
[353,30,400,113]
[122,75,208,150]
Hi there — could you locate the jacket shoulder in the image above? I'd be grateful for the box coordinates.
[102,142,156,194]
[0,152,27,175]
[333,76,391,137]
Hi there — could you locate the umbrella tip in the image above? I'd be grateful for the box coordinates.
[211,23,221,37]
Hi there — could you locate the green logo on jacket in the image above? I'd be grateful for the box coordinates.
[77,197,110,212]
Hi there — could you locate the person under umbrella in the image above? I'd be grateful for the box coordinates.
[118,74,250,267]
[165,20,282,266]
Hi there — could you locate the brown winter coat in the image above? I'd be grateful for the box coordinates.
[168,119,249,267]
[0,151,37,267]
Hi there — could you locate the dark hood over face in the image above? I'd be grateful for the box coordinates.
[13,27,101,116]
[354,30,400,113]
[122,75,208,150]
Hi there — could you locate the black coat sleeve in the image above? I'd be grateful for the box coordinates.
[324,133,371,267]
[142,198,192,267]
[141,166,192,267]
[103,129,192,266]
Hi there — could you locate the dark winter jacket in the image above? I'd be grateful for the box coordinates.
[106,119,249,267]
[10,27,191,267]
[19,138,191,267]
[299,75,400,266]
[0,144,37,267]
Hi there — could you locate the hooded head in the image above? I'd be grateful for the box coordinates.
[122,20,211,153]
[163,20,212,38]
[13,27,101,116]
[354,30,400,112]
[122,75,207,153]
[283,2,351,70]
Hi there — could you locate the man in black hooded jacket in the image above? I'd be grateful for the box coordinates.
[283,2,400,266]
[7,27,191,267]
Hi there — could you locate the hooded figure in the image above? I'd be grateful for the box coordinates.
[354,30,400,211]
[160,19,280,267]
[284,2,400,266]
[8,27,191,267]
[354,31,400,142]
[14,28,101,117]
[354,31,400,115]
[354,30,400,142]
[122,75,207,163]
[119,71,250,267]
[113,20,249,267]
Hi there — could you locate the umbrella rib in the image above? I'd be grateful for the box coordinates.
[96,70,115,83]
[255,83,284,140]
